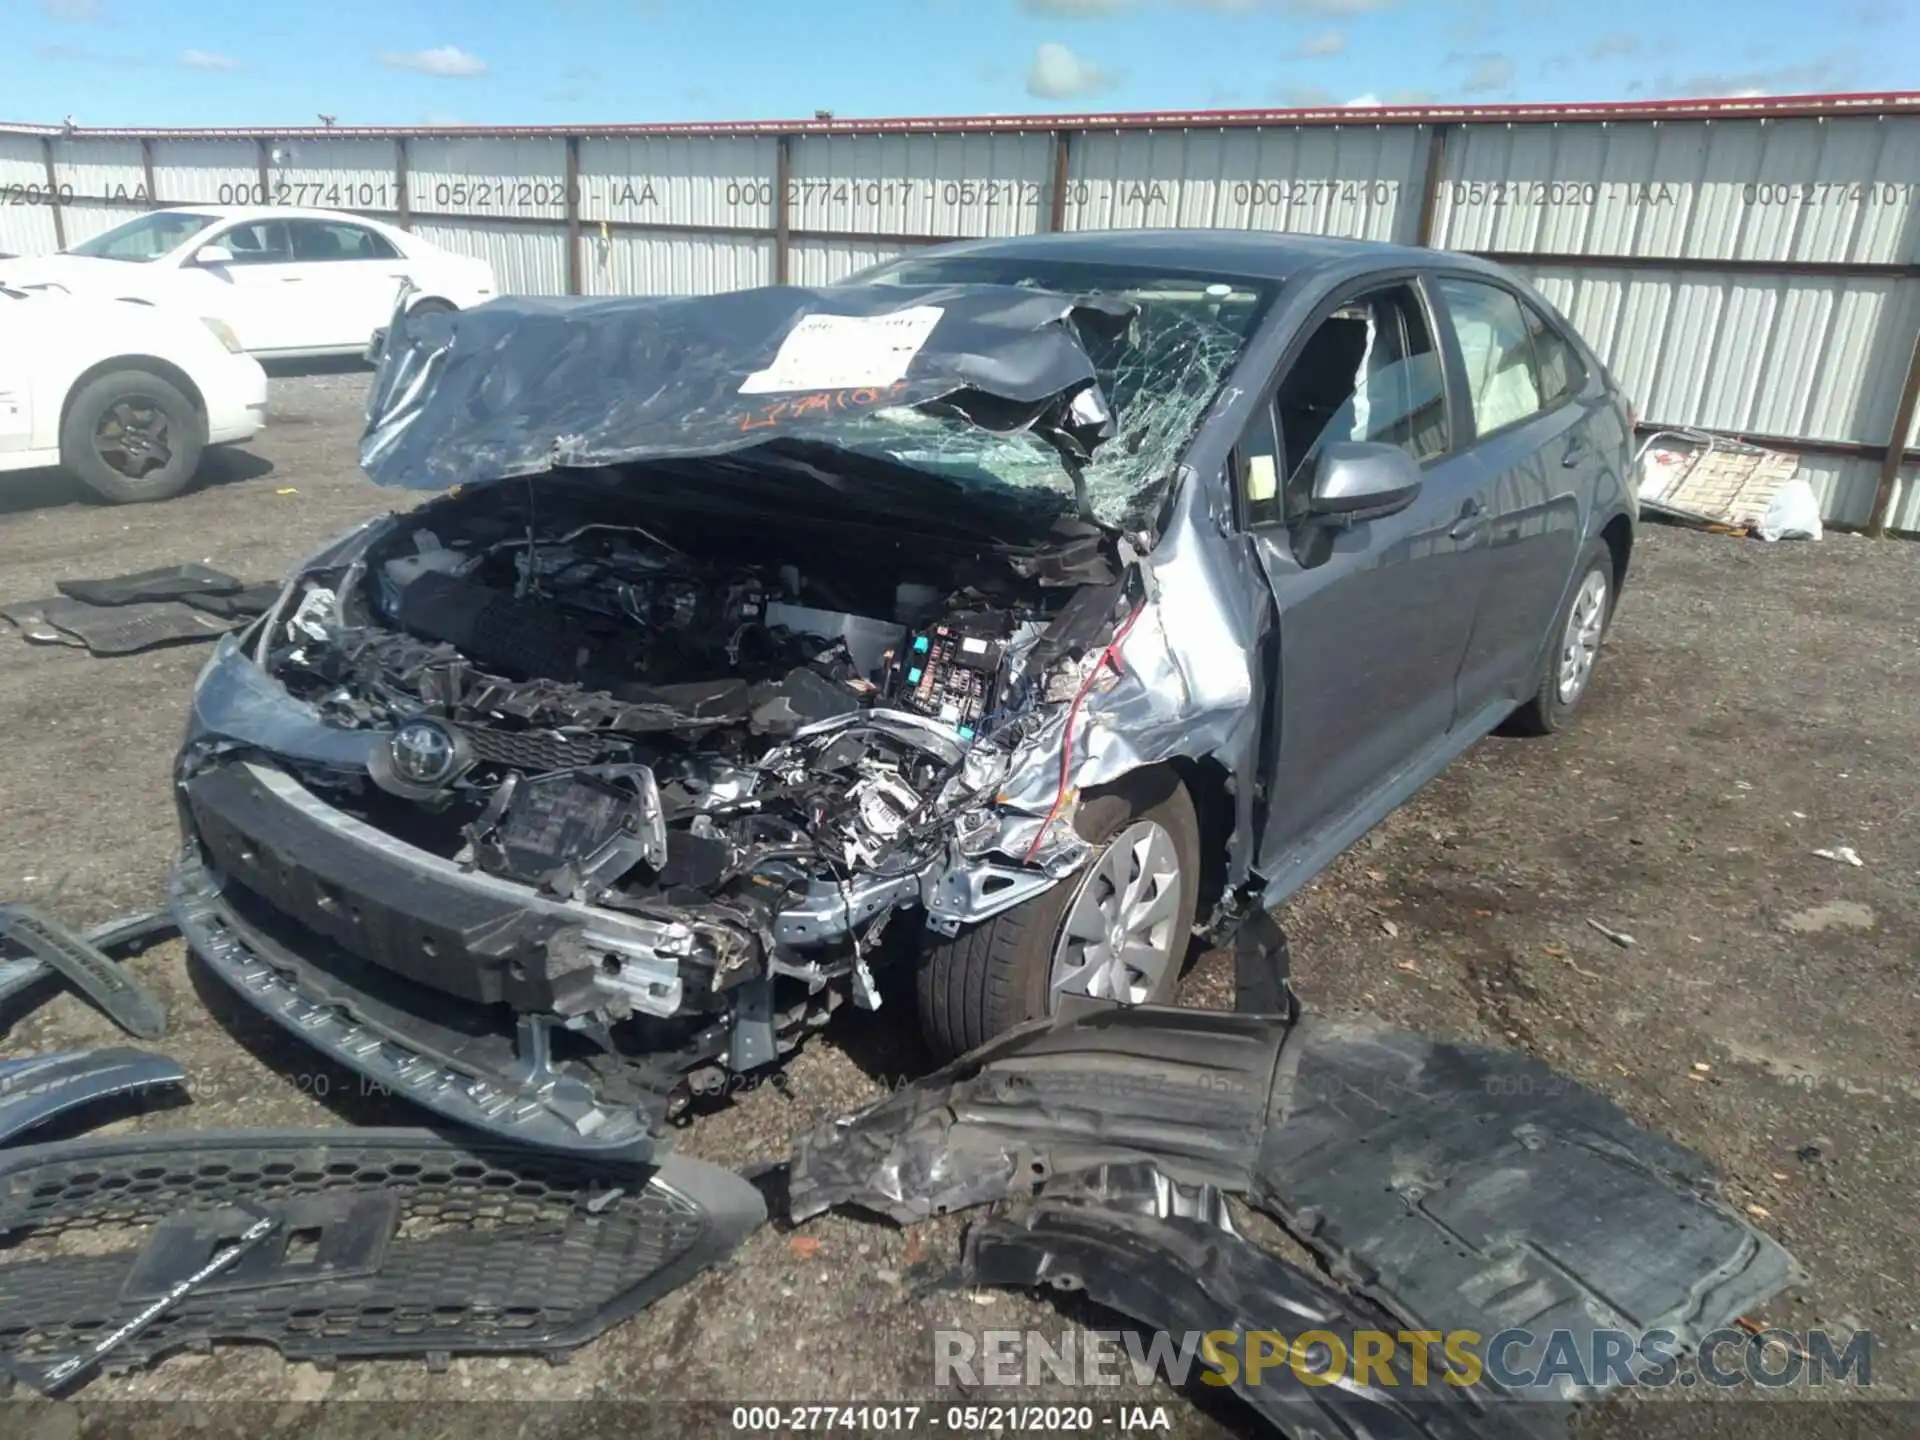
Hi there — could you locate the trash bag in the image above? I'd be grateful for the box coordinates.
[1755,477,1824,542]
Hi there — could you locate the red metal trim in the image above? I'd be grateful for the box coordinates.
[6,91,1916,141]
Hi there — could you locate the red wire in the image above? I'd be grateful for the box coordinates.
[1022,606,1144,863]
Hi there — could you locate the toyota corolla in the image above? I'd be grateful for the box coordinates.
[169,230,1637,1159]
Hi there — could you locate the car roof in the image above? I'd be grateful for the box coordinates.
[902,228,1502,285]
[148,204,400,226]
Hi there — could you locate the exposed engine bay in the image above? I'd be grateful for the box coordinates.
[244,465,1131,1042]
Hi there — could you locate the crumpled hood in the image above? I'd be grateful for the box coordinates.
[358,283,1136,492]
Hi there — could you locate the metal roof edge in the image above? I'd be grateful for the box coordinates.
[6,91,1919,141]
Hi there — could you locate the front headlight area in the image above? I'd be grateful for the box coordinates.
[200,316,246,354]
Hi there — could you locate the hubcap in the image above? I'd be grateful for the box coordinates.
[1048,820,1184,1007]
[1557,568,1609,705]
[93,397,173,478]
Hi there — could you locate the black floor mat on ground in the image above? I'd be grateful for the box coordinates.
[0,596,240,654]
[56,564,242,607]
[182,584,281,619]
[0,1128,766,1390]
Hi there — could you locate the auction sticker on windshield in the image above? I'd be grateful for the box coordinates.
[739,306,944,393]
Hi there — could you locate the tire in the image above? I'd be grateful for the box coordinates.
[914,768,1201,1061]
[59,369,204,505]
[1508,537,1615,735]
[407,298,456,318]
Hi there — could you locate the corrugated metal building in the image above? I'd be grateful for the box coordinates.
[3,93,1916,533]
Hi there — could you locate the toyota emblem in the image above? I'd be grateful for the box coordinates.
[390,719,460,787]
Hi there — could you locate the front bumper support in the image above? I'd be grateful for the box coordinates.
[171,853,665,1160]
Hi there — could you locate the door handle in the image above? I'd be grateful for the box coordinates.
[280,277,304,283]
[1449,498,1486,542]
[1561,433,1587,468]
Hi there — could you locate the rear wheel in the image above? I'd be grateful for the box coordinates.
[1508,537,1614,735]
[914,769,1200,1061]
[59,369,204,505]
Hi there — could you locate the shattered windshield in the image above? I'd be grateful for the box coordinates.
[846,256,1273,529]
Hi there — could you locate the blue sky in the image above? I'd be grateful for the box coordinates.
[5,0,1913,128]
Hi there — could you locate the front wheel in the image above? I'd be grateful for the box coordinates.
[1508,537,1615,735]
[914,769,1200,1061]
[59,369,205,505]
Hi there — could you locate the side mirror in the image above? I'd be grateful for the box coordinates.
[1303,441,1423,525]
[193,244,234,266]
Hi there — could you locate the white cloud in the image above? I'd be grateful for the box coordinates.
[179,50,243,72]
[1018,0,1132,13]
[1026,42,1110,98]
[1586,31,1640,60]
[378,46,487,78]
[1461,54,1514,93]
[1656,54,1854,96]
[41,0,99,19]
[1202,0,1396,12]
[1294,27,1347,56]
[1271,83,1336,105]
[1343,92,1381,106]
[1026,0,1395,13]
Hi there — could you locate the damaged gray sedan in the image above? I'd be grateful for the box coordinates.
[168,230,1636,1158]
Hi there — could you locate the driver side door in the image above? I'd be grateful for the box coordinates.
[1241,277,1491,900]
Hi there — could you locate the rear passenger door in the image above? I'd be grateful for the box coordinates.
[1240,279,1490,878]
[1430,275,1589,711]
[285,220,410,351]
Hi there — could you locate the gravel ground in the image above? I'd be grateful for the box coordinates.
[0,370,1915,1439]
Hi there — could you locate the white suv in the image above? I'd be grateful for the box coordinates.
[0,207,497,360]
[0,284,268,503]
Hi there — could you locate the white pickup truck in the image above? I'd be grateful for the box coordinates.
[0,284,268,504]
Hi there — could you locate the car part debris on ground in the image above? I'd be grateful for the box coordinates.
[0,1048,185,1145]
[0,903,173,1037]
[786,1001,1799,1414]
[962,1169,1558,1439]
[0,1128,765,1390]
[1,565,277,656]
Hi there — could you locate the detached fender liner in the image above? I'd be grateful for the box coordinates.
[965,1204,1560,1440]
[788,1003,1287,1224]
[789,1003,1800,1407]
[0,1128,765,1388]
